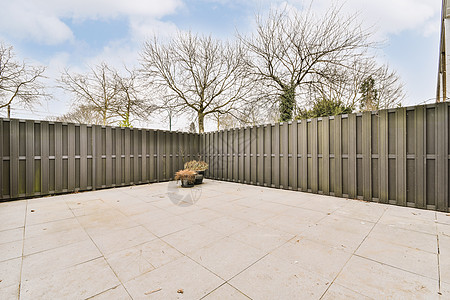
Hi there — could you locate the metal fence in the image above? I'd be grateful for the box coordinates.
[200,103,450,212]
[2,103,449,212]
[0,120,199,201]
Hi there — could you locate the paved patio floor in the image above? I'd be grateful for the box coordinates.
[1,179,450,299]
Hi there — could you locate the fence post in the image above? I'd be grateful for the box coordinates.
[362,112,372,201]
[437,103,449,211]
[322,117,330,195]
[379,110,389,203]
[396,107,407,206]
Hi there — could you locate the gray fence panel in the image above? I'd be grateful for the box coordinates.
[2,103,450,212]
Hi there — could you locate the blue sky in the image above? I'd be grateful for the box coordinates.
[0,0,442,129]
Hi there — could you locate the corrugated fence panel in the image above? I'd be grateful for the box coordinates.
[2,103,450,212]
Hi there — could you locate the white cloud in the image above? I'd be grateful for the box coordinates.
[0,0,183,44]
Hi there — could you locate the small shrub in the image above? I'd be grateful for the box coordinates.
[174,169,196,184]
[184,160,208,171]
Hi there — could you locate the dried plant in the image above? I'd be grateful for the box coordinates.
[184,160,208,171]
[174,169,196,184]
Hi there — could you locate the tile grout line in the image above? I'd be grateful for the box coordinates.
[318,206,388,300]
[18,200,29,300]
[436,211,442,296]
[70,198,135,300]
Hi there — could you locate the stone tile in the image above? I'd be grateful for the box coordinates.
[436,212,450,225]
[22,239,102,281]
[90,225,157,255]
[232,197,266,208]
[230,253,330,299]
[440,282,450,299]
[124,256,224,300]
[0,208,26,231]
[203,284,251,299]
[356,236,438,280]
[369,223,437,253]
[295,195,349,213]
[299,223,368,253]
[189,237,266,280]
[317,214,375,235]
[321,283,373,300]
[105,239,183,282]
[378,213,437,235]
[20,258,120,300]
[335,255,438,299]
[334,200,387,223]
[230,224,294,252]
[0,240,22,262]
[438,223,450,237]
[200,216,251,236]
[140,215,194,237]
[262,214,317,235]
[25,217,82,238]
[254,201,291,214]
[438,234,450,284]
[0,283,19,300]
[0,227,23,245]
[88,284,131,299]
[70,199,114,217]
[162,224,225,254]
[26,207,74,226]
[115,202,162,217]
[23,226,90,255]
[181,208,223,224]
[271,238,352,281]
[384,205,436,221]
[232,207,278,224]
[129,207,174,224]
[0,258,22,290]
[208,202,247,214]
[77,210,138,237]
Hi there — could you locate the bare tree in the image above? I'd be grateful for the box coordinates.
[113,67,154,127]
[59,62,121,125]
[0,41,47,118]
[49,104,103,125]
[140,32,255,133]
[240,3,373,121]
[304,58,404,113]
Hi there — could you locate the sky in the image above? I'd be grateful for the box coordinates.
[0,0,443,131]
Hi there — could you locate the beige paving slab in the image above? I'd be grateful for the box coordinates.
[438,234,450,284]
[0,258,22,290]
[317,214,375,235]
[384,205,437,221]
[90,225,157,255]
[334,200,387,223]
[77,210,139,237]
[356,236,438,280]
[436,212,450,225]
[70,200,115,217]
[208,202,247,214]
[295,194,349,213]
[189,236,266,280]
[203,284,251,299]
[20,258,120,300]
[24,217,82,238]
[271,238,352,281]
[262,213,318,235]
[378,213,438,235]
[162,224,225,254]
[232,207,278,224]
[26,207,74,226]
[321,283,373,300]
[22,239,102,281]
[232,197,266,208]
[0,239,22,262]
[299,223,369,253]
[124,256,224,300]
[229,253,330,299]
[140,214,194,237]
[23,226,90,255]
[335,255,439,299]
[181,208,223,224]
[369,223,437,253]
[440,282,450,299]
[200,216,251,236]
[230,223,294,252]
[0,208,26,231]
[0,227,23,245]
[0,283,19,300]
[88,284,132,300]
[105,239,183,282]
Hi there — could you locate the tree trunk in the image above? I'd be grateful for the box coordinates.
[198,112,205,133]
[279,85,296,122]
